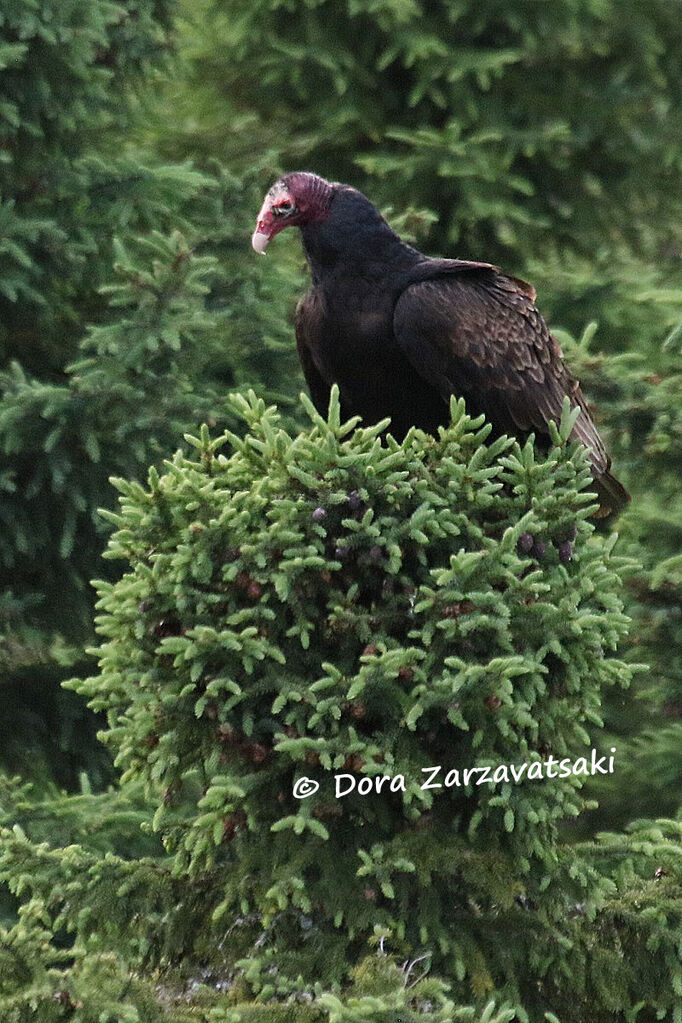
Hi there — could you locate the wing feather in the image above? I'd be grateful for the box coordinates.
[393,272,610,476]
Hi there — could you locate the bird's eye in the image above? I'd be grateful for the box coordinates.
[273,200,295,217]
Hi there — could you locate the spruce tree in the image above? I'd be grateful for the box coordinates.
[0,2,301,785]
[1,396,681,1021]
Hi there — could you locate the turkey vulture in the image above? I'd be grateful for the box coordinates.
[252,172,629,516]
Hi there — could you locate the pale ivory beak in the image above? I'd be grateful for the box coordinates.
[251,229,270,254]
[252,194,273,254]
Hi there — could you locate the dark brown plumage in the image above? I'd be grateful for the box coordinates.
[252,172,630,517]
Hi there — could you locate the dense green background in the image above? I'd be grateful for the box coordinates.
[1,0,681,1018]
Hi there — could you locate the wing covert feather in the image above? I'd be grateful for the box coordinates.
[393,272,609,475]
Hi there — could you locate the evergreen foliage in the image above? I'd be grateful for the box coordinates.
[0,0,179,371]
[0,0,197,785]
[557,322,682,829]
[75,392,631,926]
[1,398,681,1020]
[0,0,300,783]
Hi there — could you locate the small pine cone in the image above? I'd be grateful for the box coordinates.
[304,751,321,766]
[312,507,327,522]
[556,523,578,543]
[532,540,546,562]
[443,600,474,619]
[343,754,365,771]
[150,618,183,639]
[362,643,379,657]
[163,783,181,806]
[363,888,377,902]
[558,540,573,564]
[517,532,534,555]
[222,817,237,842]
[397,666,414,683]
[349,701,367,719]
[247,580,263,600]
[222,811,246,843]
[485,695,503,711]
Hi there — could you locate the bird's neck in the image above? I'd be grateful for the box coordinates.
[300,188,422,284]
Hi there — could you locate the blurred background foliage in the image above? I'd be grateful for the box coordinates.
[0,0,681,1010]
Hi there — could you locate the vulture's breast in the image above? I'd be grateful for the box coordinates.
[308,276,448,438]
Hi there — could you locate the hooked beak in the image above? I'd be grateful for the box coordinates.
[251,226,271,254]
[251,193,277,254]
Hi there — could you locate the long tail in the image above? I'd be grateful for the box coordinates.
[591,470,631,519]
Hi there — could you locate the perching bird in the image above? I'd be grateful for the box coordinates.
[252,172,629,517]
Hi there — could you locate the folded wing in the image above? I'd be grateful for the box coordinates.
[393,269,629,514]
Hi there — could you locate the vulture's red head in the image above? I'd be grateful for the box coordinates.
[251,172,334,253]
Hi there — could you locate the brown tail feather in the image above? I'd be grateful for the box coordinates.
[591,470,631,519]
